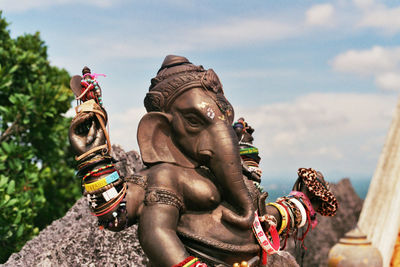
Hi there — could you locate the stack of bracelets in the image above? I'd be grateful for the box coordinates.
[271,191,317,247]
[239,142,262,176]
[251,168,338,266]
[76,152,127,230]
[239,142,262,179]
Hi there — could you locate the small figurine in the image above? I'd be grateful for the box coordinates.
[233,117,262,183]
[233,117,254,143]
[70,66,105,106]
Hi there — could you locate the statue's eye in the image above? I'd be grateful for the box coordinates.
[184,114,203,127]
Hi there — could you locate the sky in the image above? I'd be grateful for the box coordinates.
[1,0,400,185]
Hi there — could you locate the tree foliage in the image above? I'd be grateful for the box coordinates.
[0,12,80,262]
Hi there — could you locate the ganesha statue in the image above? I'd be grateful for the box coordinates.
[68,55,338,267]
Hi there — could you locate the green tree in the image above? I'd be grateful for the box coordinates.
[0,12,80,262]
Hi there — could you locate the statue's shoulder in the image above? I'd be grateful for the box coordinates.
[146,163,186,188]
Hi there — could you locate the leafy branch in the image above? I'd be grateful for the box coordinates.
[0,114,21,142]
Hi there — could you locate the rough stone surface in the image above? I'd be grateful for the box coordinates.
[3,145,148,267]
[112,144,144,177]
[3,146,361,267]
[267,251,300,267]
[4,197,148,267]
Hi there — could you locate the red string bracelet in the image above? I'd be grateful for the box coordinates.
[91,168,116,177]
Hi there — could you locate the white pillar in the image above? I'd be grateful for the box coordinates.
[358,95,400,267]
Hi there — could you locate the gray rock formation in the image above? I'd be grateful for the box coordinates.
[112,144,144,176]
[4,197,148,267]
[3,146,361,267]
[4,145,148,267]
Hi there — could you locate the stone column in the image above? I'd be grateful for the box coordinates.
[357,95,400,267]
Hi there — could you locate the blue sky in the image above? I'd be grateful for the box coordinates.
[2,0,400,183]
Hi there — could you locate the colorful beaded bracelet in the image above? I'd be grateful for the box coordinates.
[93,184,126,217]
[266,202,288,234]
[92,184,123,210]
[278,200,295,229]
[239,147,259,155]
[252,211,280,254]
[84,171,120,193]
[93,183,125,211]
[289,191,318,229]
[77,155,112,170]
[172,256,206,267]
[288,198,307,228]
[90,168,116,177]
[82,164,114,181]
[83,179,123,196]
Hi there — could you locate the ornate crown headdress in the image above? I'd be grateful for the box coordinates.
[144,55,234,121]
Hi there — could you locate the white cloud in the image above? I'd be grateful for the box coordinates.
[375,72,400,91]
[353,0,375,10]
[108,106,146,152]
[220,68,299,79]
[332,46,400,91]
[190,18,299,46]
[302,1,400,35]
[357,4,400,34]
[332,46,399,75]
[0,0,117,12]
[65,17,301,61]
[235,93,396,178]
[305,4,335,26]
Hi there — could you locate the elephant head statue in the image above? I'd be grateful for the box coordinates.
[138,55,254,229]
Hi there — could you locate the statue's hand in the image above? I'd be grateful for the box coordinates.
[69,111,106,156]
[293,168,338,216]
[292,170,325,212]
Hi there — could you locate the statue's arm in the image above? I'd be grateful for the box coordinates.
[139,203,188,267]
[69,103,131,231]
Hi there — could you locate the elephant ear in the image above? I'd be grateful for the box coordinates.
[70,75,82,97]
[137,112,197,168]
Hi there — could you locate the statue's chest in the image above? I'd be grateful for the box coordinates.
[181,169,221,211]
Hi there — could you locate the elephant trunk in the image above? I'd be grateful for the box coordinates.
[200,122,254,229]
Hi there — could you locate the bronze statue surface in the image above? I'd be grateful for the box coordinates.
[68,56,338,267]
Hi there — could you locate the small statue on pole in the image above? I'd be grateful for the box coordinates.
[70,66,105,106]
